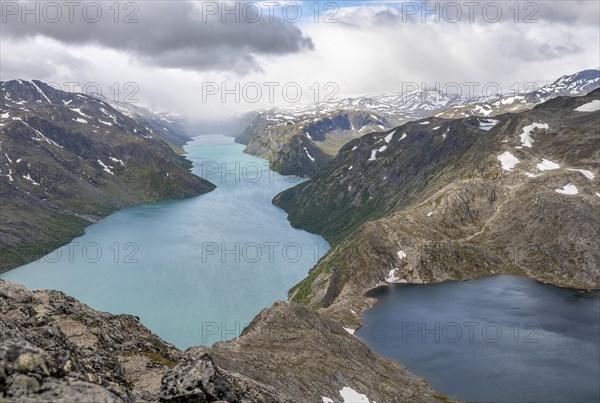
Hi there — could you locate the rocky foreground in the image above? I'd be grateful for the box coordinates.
[0,280,445,402]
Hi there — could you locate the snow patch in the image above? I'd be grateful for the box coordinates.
[384,131,394,143]
[399,133,407,141]
[397,250,406,259]
[70,107,91,118]
[537,159,560,171]
[22,173,39,185]
[555,184,578,195]
[574,100,600,112]
[368,150,377,162]
[303,147,316,163]
[73,117,87,124]
[30,80,52,103]
[419,121,430,125]
[497,152,519,171]
[322,398,334,403]
[97,159,114,175]
[567,169,595,180]
[343,327,356,335]
[519,123,548,148]
[386,268,400,283]
[479,119,499,131]
[340,387,370,403]
[473,104,492,116]
[378,145,387,153]
[427,212,433,217]
[109,157,125,166]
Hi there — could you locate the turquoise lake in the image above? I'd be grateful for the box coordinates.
[2,134,329,348]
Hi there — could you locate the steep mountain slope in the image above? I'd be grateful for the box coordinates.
[94,95,193,152]
[0,279,445,402]
[276,90,600,321]
[274,115,498,244]
[0,80,215,272]
[237,108,392,176]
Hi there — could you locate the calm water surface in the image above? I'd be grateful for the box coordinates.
[3,135,329,347]
[356,275,600,402]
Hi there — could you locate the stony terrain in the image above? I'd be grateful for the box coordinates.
[0,80,216,272]
[277,90,600,327]
[0,279,446,402]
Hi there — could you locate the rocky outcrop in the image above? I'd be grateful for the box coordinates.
[0,279,182,401]
[205,301,444,403]
[160,354,277,403]
[0,280,447,402]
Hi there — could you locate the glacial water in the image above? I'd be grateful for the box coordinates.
[2,134,329,348]
[356,275,600,402]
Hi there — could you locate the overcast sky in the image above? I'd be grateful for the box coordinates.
[1,0,599,119]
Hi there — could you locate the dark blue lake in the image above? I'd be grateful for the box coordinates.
[356,275,600,402]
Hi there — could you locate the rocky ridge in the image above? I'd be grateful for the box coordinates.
[0,279,446,402]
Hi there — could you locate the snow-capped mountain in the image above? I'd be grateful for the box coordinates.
[435,69,600,119]
[236,69,600,177]
[92,94,192,150]
[527,69,600,102]
[244,69,600,129]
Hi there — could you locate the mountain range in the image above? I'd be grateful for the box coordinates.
[238,69,600,177]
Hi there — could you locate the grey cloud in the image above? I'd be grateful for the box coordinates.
[371,9,403,26]
[1,1,314,74]
[340,1,599,27]
[0,41,93,81]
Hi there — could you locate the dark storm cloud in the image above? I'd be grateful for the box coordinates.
[1,1,314,74]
